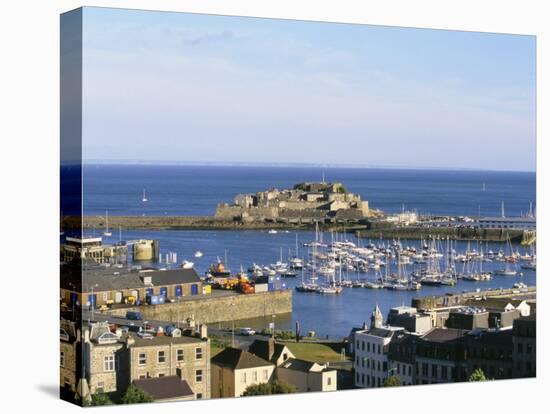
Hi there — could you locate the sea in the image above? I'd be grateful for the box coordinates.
[81,164,536,338]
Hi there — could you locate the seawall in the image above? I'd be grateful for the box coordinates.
[106,289,293,324]
[356,226,525,243]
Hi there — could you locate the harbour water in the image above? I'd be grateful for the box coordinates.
[98,229,536,339]
[82,165,536,338]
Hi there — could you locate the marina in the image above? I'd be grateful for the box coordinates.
[94,227,536,338]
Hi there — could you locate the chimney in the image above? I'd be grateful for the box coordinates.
[267,338,275,361]
[83,327,90,344]
[200,324,208,340]
[156,326,165,337]
[125,335,135,347]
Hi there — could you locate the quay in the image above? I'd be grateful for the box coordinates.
[412,286,536,311]
[105,289,292,324]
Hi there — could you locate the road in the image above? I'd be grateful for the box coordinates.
[79,310,268,349]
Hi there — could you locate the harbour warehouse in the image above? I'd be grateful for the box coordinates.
[60,261,204,307]
[60,261,292,324]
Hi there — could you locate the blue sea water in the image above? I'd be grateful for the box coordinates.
[81,165,536,338]
[83,165,536,217]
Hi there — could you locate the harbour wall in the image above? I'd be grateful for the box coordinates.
[106,289,293,324]
[412,286,536,311]
[356,226,525,243]
[68,215,531,243]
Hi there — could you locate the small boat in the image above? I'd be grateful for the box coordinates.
[194,251,204,258]
[364,281,382,289]
[521,262,536,271]
[181,260,194,269]
[281,270,298,278]
[142,189,148,203]
[268,229,278,234]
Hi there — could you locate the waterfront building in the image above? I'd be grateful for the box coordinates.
[353,306,406,388]
[61,236,129,265]
[475,216,536,230]
[211,348,275,398]
[60,261,203,308]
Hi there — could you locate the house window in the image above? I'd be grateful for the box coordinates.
[442,366,448,379]
[158,351,166,364]
[263,369,269,380]
[378,344,381,354]
[139,375,146,379]
[327,376,332,386]
[158,374,165,377]
[241,372,247,383]
[432,364,438,378]
[367,342,371,352]
[97,382,104,393]
[253,371,258,381]
[60,351,65,367]
[197,393,203,400]
[195,347,203,360]
[104,355,115,372]
[139,352,146,365]
[177,349,184,362]
[196,369,203,383]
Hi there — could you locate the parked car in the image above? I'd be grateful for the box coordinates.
[126,311,143,321]
[239,327,256,336]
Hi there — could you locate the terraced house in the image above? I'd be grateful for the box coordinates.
[60,320,210,404]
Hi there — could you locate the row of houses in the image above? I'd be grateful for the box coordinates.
[60,320,211,404]
[61,319,338,405]
[351,305,536,388]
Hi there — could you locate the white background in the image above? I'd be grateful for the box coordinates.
[0,1,547,412]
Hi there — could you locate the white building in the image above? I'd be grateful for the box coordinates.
[475,216,536,230]
[354,306,407,388]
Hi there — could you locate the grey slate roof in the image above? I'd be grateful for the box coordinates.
[133,376,194,400]
[211,347,273,370]
[60,262,200,292]
[247,339,288,363]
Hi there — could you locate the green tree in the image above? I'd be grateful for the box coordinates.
[469,368,488,382]
[242,380,297,396]
[121,384,154,404]
[382,375,402,387]
[90,392,113,406]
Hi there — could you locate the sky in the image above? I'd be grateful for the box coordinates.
[81,7,536,171]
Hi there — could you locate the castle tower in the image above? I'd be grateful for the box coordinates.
[370,305,383,329]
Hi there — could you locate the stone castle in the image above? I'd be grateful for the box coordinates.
[215,181,371,224]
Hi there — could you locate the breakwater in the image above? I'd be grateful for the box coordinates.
[356,226,526,243]
[106,289,293,324]
[412,286,536,311]
[65,215,531,244]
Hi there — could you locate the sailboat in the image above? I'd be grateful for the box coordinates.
[103,210,112,236]
[492,235,518,276]
[142,189,148,203]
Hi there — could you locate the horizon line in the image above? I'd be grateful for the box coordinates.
[81,159,536,174]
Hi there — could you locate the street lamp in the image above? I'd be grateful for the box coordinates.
[88,283,98,324]
[271,314,276,338]
[230,302,236,348]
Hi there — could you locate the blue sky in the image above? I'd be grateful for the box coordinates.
[81,7,536,171]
